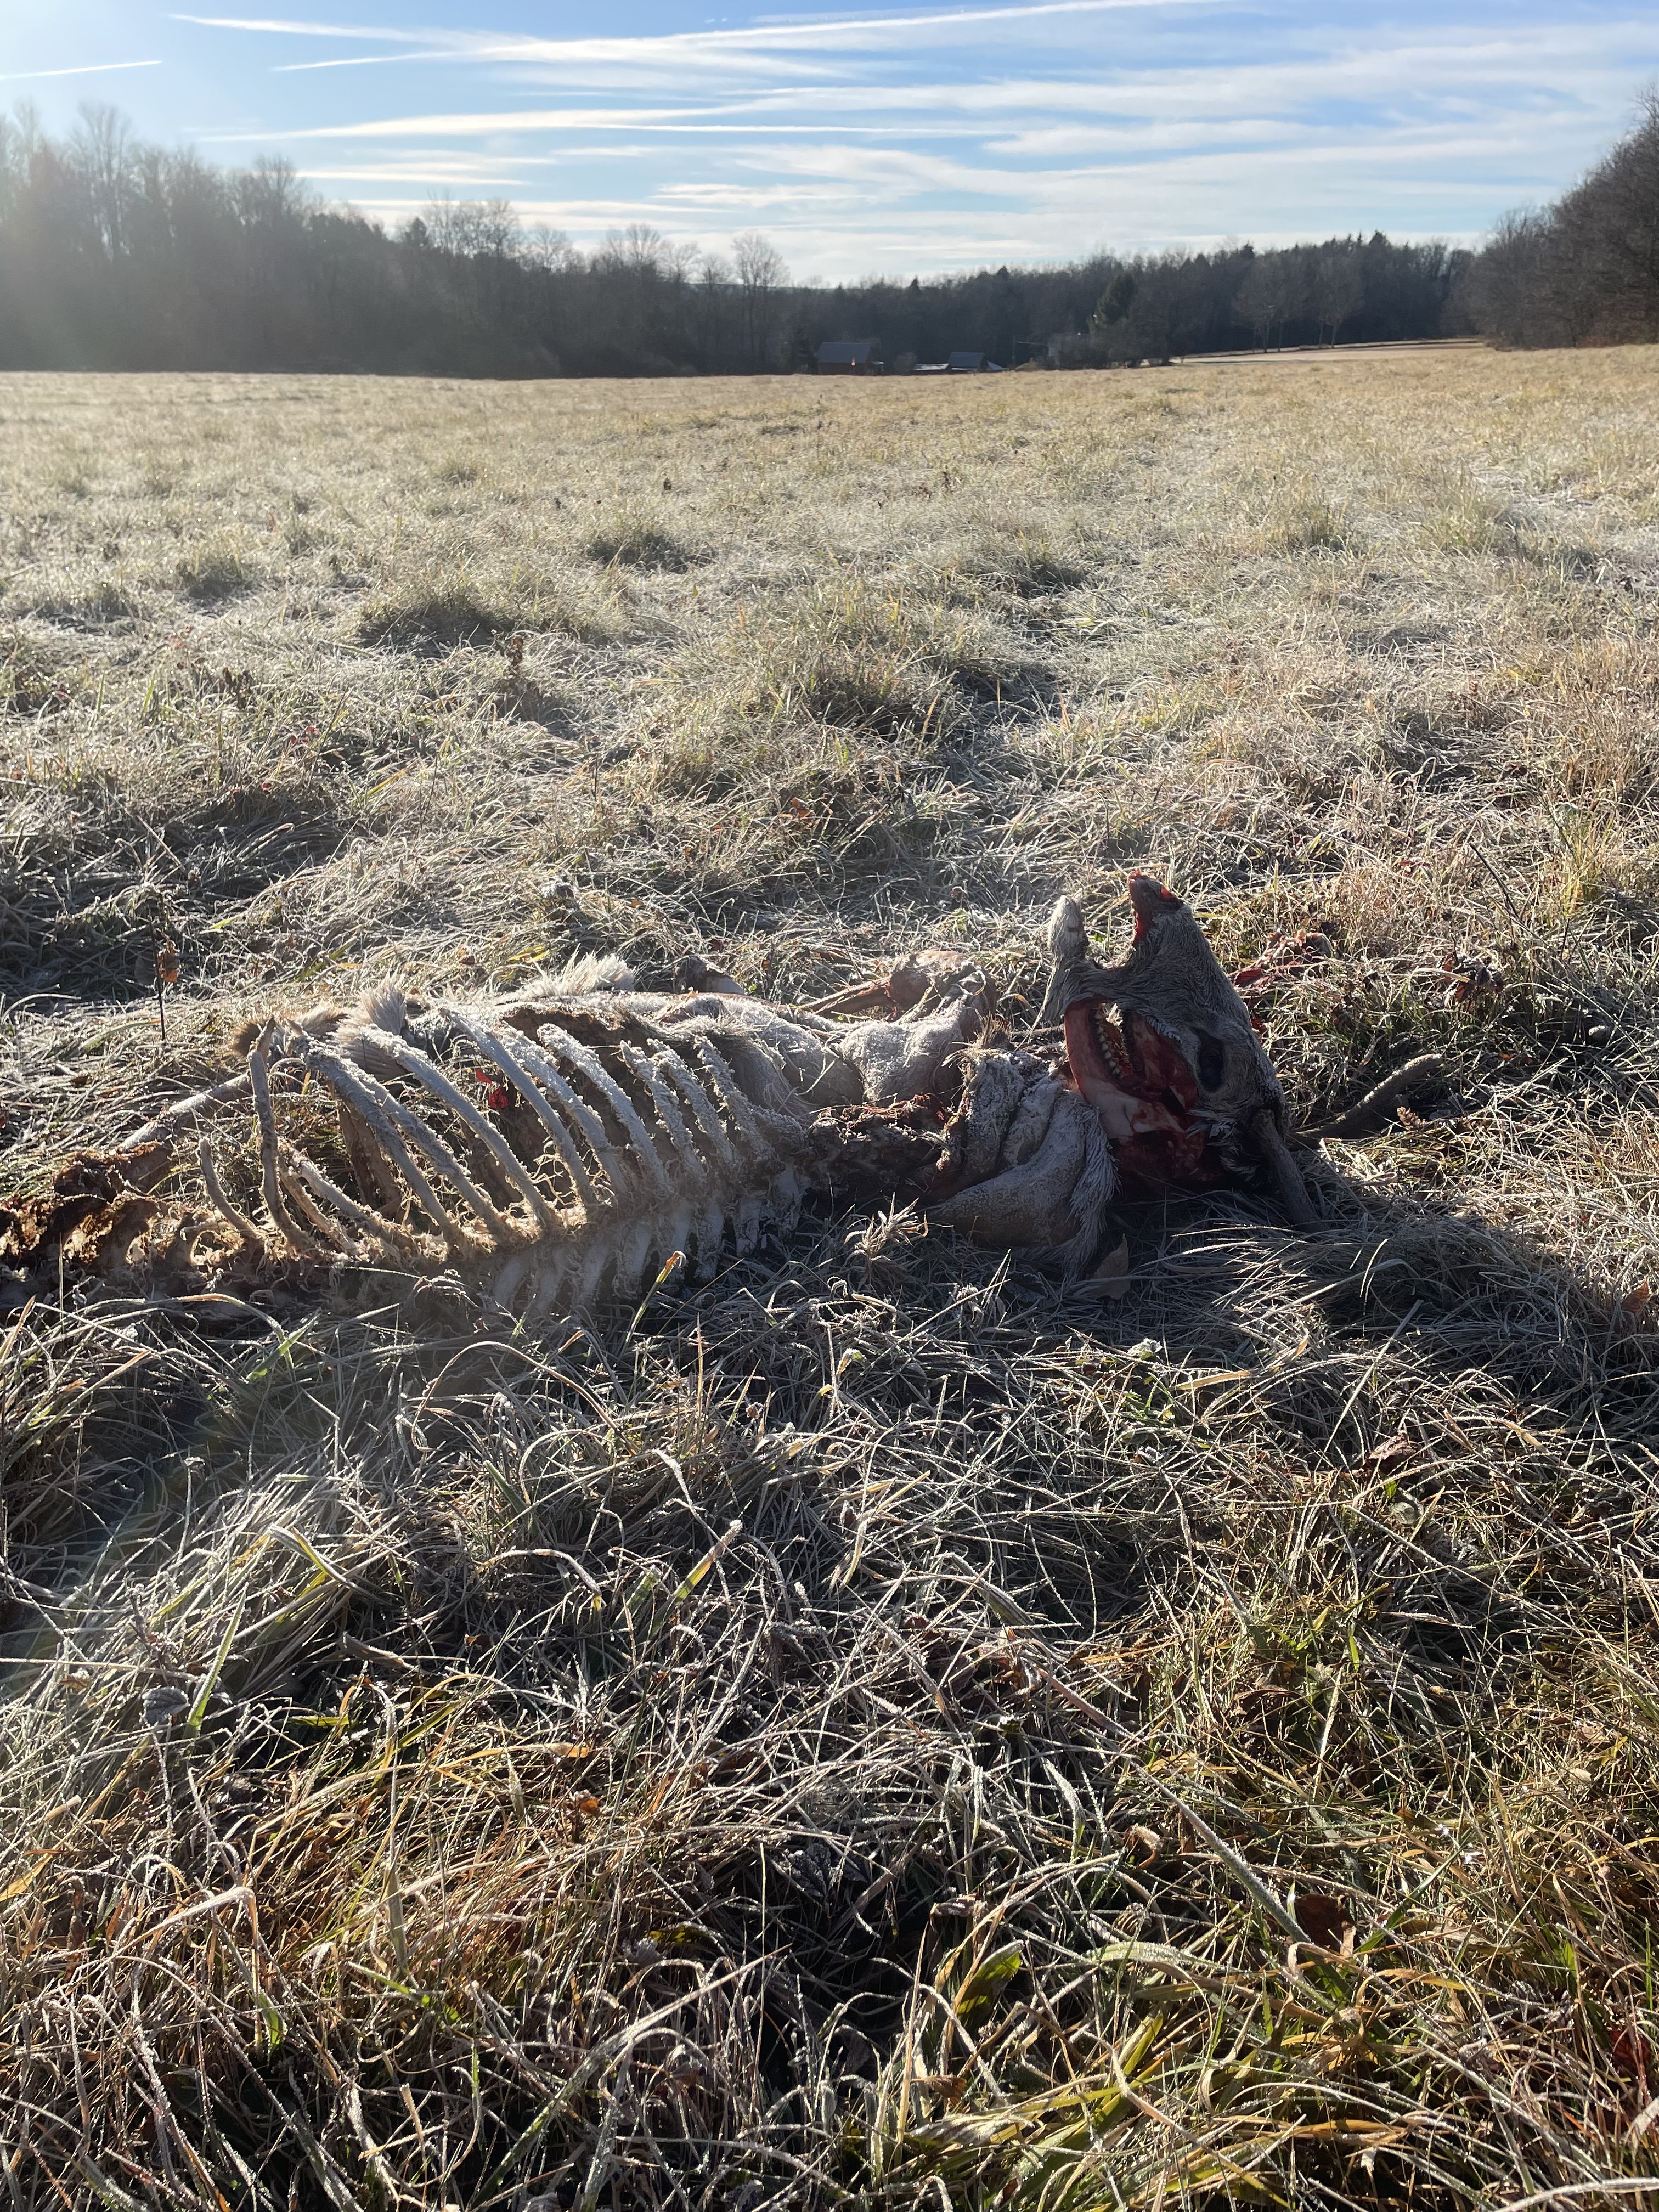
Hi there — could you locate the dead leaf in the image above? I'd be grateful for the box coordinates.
[1364,1434,1417,1474]
[1294,1891,1355,1951]
[1083,1237,1132,1300]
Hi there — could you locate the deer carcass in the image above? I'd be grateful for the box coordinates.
[0,876,1322,1318]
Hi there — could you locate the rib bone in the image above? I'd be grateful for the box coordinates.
[444,1010,596,1216]
[533,1024,671,1192]
[358,1023,558,1233]
[197,1136,262,1249]
[249,1026,326,1257]
[300,1043,471,1256]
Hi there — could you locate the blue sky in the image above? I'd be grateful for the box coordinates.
[3,2,1656,279]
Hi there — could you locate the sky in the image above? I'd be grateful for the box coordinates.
[2,2,1656,281]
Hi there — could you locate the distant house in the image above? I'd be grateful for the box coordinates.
[916,351,1006,375]
[816,340,883,374]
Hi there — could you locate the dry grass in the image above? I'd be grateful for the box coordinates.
[3,350,1659,2209]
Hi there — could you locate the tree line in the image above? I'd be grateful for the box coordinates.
[1,97,1650,378]
[0,104,1469,377]
[1463,93,1659,347]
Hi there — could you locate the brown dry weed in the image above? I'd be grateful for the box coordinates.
[3,350,1659,2209]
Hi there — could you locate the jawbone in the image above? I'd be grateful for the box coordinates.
[1063,999,1229,1193]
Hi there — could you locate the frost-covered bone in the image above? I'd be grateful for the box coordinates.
[600,960,987,1109]
[220,993,825,1310]
[926,1052,1114,1276]
[1,952,1013,1317]
[106,951,997,1310]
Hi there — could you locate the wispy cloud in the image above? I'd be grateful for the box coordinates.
[0,59,162,84]
[171,16,440,40]
[220,108,901,139]
[295,161,535,184]
[121,3,1659,277]
[179,2,1214,57]
[274,52,483,73]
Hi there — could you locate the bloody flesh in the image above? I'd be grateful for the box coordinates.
[1062,999,1228,1192]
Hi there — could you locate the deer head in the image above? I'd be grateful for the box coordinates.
[1040,873,1316,1226]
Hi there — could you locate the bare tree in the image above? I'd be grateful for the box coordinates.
[732,230,787,366]
[418,194,463,253]
[1466,210,1556,346]
[70,103,134,259]
[1,101,46,218]
[600,223,695,281]
[1234,256,1302,350]
[473,198,522,259]
[1563,87,1659,336]
[1466,90,1659,347]
[522,222,576,272]
[235,155,309,233]
[421,194,521,258]
[1313,245,1363,346]
[0,114,25,228]
[695,251,733,359]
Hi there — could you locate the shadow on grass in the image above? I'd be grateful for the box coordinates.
[2,1141,1656,2210]
[2,776,360,997]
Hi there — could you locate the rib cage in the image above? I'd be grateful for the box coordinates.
[189,994,822,1312]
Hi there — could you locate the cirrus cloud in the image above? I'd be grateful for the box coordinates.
[21,3,1659,276]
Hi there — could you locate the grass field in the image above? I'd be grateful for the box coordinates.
[4,348,1659,2210]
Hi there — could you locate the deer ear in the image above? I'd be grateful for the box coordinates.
[1046,896,1088,965]
[1040,898,1088,1027]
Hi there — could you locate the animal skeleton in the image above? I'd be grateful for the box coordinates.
[0,876,1436,1318]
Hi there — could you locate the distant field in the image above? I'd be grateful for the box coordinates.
[1174,335,1486,366]
[3,351,1659,2209]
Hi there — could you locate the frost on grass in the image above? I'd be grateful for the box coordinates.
[584,499,696,571]
[3,353,1659,2210]
[176,538,253,603]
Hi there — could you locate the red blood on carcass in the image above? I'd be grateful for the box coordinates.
[1062,1003,1227,1195]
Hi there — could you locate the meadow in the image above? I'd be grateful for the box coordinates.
[3,348,1659,2209]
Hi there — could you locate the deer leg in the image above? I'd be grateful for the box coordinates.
[928,1091,1115,1279]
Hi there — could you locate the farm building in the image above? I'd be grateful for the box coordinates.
[915,351,1006,375]
[816,340,883,374]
